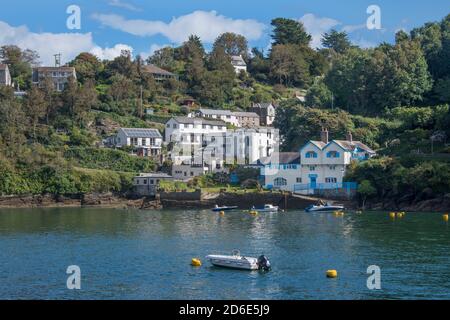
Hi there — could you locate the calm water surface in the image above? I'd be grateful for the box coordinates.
[0,208,449,300]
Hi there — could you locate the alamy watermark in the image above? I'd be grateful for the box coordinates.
[367,265,381,290]
[66,5,81,30]
[367,5,382,30]
[66,265,81,290]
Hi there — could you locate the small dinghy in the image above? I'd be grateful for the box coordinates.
[305,203,344,213]
[251,204,279,213]
[206,250,271,271]
[212,205,238,212]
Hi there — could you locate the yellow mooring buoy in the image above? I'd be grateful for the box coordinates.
[250,210,258,216]
[443,214,449,222]
[390,212,396,219]
[219,211,225,216]
[191,258,202,267]
[326,270,338,278]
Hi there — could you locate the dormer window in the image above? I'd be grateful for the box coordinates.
[327,151,340,158]
[306,151,318,158]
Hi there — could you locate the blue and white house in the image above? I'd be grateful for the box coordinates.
[262,129,376,194]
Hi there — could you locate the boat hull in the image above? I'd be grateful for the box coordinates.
[305,206,344,213]
[206,255,259,270]
[212,206,238,212]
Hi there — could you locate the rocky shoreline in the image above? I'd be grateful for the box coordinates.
[0,192,449,212]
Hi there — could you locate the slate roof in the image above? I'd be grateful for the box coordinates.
[120,128,162,138]
[198,108,233,116]
[333,140,376,154]
[142,64,175,76]
[135,172,173,179]
[172,117,226,126]
[259,152,301,165]
[233,111,260,118]
[231,55,247,67]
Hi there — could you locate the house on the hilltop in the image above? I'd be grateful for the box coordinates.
[32,66,76,92]
[0,64,12,86]
[249,103,276,126]
[231,55,247,74]
[141,64,177,82]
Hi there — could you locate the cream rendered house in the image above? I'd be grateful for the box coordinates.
[262,129,376,193]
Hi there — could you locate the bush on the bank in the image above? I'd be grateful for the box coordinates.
[64,147,156,172]
[346,157,450,202]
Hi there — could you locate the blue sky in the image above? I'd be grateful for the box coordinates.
[0,0,448,65]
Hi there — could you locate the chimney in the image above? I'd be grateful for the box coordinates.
[346,131,353,142]
[321,127,329,144]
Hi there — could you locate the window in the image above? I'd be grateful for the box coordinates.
[325,177,338,183]
[131,138,138,146]
[309,166,316,171]
[166,124,170,128]
[329,165,337,170]
[190,172,194,176]
[327,151,340,158]
[173,124,177,129]
[142,139,147,146]
[274,178,287,187]
[150,180,154,185]
[136,179,140,185]
[306,151,318,158]
[296,178,302,183]
[144,180,148,185]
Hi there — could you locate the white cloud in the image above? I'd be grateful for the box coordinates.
[299,13,341,49]
[90,44,134,60]
[108,0,141,12]
[0,20,133,65]
[92,10,266,44]
[341,24,367,33]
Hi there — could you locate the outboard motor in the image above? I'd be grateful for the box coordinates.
[257,255,271,271]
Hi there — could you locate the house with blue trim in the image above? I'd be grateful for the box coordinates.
[262,128,376,194]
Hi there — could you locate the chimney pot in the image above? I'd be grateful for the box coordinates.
[346,131,353,142]
[321,127,329,144]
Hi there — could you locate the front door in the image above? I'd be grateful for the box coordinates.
[309,176,317,189]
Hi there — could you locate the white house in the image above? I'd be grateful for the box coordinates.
[195,108,240,127]
[262,128,376,193]
[227,127,278,165]
[113,128,163,156]
[261,153,302,191]
[231,55,247,74]
[133,173,173,196]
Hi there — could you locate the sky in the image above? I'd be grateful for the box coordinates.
[0,0,448,65]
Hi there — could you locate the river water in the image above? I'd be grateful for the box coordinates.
[0,208,449,300]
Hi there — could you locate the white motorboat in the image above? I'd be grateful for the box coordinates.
[305,204,344,213]
[206,250,271,271]
[251,204,279,213]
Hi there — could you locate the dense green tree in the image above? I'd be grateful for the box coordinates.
[0,45,39,90]
[213,33,249,58]
[305,80,332,108]
[26,86,47,139]
[271,18,311,46]
[321,29,351,54]
[269,44,310,87]
[70,52,103,83]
